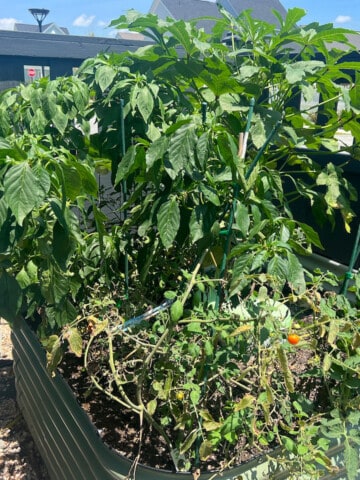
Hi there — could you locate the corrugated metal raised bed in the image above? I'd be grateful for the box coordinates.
[11,317,357,480]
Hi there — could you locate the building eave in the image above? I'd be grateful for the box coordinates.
[0,30,148,60]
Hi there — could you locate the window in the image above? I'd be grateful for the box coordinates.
[24,65,50,83]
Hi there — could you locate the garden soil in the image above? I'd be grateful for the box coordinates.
[0,319,49,480]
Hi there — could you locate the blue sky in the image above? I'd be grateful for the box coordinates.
[0,1,359,37]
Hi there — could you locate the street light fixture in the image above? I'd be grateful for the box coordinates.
[29,8,50,33]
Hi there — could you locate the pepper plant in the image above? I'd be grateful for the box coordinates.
[76,6,360,303]
[0,6,360,478]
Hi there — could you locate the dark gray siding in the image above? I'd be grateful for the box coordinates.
[0,30,147,86]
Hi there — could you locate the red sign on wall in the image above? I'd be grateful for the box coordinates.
[28,68,36,77]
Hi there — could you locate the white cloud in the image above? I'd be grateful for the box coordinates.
[73,14,95,28]
[97,20,109,28]
[0,18,17,30]
[334,15,352,24]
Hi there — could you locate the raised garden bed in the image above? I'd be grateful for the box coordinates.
[11,316,357,480]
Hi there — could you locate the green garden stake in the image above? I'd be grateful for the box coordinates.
[245,120,281,181]
[216,98,255,309]
[201,102,207,125]
[120,99,129,299]
[217,105,281,309]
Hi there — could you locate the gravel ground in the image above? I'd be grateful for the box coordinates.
[0,319,50,480]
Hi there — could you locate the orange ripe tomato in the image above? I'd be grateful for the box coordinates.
[287,333,300,345]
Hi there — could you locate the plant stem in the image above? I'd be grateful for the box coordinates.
[181,248,210,307]
[108,332,142,412]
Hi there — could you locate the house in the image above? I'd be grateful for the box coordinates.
[14,22,69,35]
[149,0,288,31]
[0,30,148,89]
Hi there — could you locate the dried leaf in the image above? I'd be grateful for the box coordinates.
[230,324,252,336]
[199,440,213,461]
[180,429,198,454]
[277,345,295,393]
[147,399,157,416]
[328,318,339,346]
[67,328,83,357]
[203,420,222,431]
[46,338,63,377]
[91,319,108,337]
[234,394,256,411]
[323,353,332,374]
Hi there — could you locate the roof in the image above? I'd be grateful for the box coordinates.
[148,0,360,54]
[14,22,69,35]
[149,0,287,28]
[332,32,360,51]
[116,30,147,41]
[224,0,287,22]
[0,30,148,60]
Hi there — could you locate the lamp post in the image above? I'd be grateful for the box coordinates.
[29,8,49,33]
